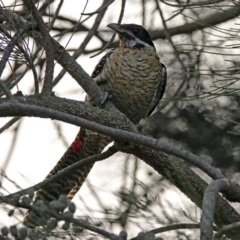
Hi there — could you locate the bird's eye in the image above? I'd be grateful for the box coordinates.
[133,29,140,34]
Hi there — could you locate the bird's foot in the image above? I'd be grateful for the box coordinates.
[136,123,147,135]
[100,91,112,107]
[137,119,147,135]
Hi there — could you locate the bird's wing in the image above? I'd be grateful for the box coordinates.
[91,49,115,83]
[147,63,167,116]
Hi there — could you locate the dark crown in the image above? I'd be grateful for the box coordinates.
[120,24,155,48]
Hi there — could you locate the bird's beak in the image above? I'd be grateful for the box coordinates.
[107,23,136,48]
[107,23,125,34]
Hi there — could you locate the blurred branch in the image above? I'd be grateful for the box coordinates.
[214,221,240,239]
[149,223,218,235]
[95,5,240,51]
[90,0,126,58]
[23,0,54,94]
[153,6,240,39]
[52,121,69,148]
[0,26,39,94]
[159,0,225,7]
[0,116,20,134]
[81,0,114,15]
[0,118,22,183]
[0,28,26,99]
[131,222,219,239]
[155,0,189,111]
[0,29,24,79]
[53,0,110,86]
[48,0,64,31]
[156,0,186,71]
[200,179,229,240]
[59,213,121,240]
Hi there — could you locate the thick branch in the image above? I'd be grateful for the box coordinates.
[200,179,230,240]
[0,95,134,131]
[0,96,229,180]
[118,143,240,239]
[1,96,240,204]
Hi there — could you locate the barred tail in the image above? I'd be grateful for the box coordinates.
[23,128,111,228]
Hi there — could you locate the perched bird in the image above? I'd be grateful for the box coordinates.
[23,23,167,227]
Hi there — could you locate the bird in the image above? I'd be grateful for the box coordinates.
[23,23,167,228]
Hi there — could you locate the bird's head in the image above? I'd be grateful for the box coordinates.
[107,23,155,49]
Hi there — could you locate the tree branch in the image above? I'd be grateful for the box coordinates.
[1,96,240,204]
[0,26,39,94]
[23,0,54,94]
[0,96,225,180]
[95,6,240,50]
[0,117,20,134]
[200,179,229,240]
[130,222,219,239]
[53,0,110,85]
[214,221,240,239]
[0,8,119,108]
[0,28,25,99]
[118,143,240,239]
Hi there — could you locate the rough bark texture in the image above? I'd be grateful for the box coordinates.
[117,142,240,239]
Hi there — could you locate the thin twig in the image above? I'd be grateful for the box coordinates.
[159,0,224,8]
[0,29,24,77]
[53,0,109,86]
[51,208,120,240]
[0,26,39,94]
[23,0,54,94]
[0,119,22,183]
[0,116,20,134]
[48,0,64,31]
[0,29,26,99]
[155,0,189,111]
[81,0,114,15]
[90,0,126,58]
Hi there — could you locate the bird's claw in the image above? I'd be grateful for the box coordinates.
[136,123,144,132]
[136,122,147,135]
[100,91,112,107]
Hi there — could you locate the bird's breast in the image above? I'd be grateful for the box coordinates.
[100,47,162,123]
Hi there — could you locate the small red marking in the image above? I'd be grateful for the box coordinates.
[72,139,83,152]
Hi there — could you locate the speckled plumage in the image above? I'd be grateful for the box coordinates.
[94,47,164,123]
[23,23,167,228]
